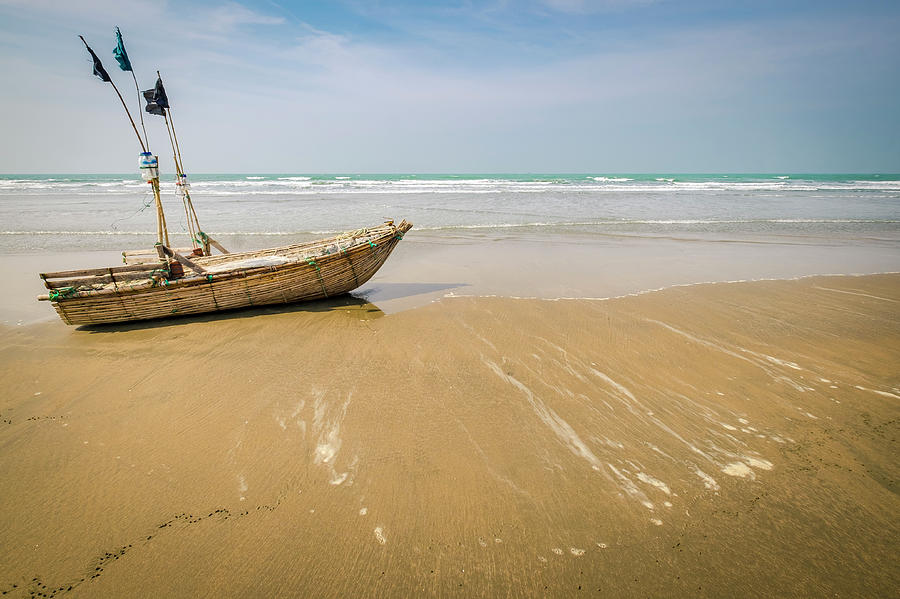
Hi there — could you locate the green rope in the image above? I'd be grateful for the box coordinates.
[369,241,377,248]
[48,286,76,301]
[307,258,328,297]
[147,266,170,286]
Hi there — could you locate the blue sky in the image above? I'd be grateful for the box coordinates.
[0,0,898,173]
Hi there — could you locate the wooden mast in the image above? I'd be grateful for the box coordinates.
[157,71,201,252]
[152,178,168,247]
[79,35,167,248]
[156,71,227,256]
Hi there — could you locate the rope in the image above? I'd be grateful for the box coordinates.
[48,287,76,301]
[109,187,154,232]
[148,266,170,286]
[307,258,328,296]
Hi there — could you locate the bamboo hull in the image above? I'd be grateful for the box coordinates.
[43,221,411,326]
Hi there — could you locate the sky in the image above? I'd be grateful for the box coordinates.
[0,0,898,173]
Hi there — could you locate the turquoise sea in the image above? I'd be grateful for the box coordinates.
[0,173,898,253]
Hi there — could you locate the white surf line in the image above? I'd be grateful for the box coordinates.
[607,463,655,510]
[636,472,672,495]
[441,272,900,304]
[312,390,355,485]
[482,357,613,482]
[589,368,721,465]
[645,319,775,373]
[589,369,646,417]
[853,385,900,400]
[644,442,675,461]
[667,391,753,441]
[499,349,667,480]
[534,336,589,382]
[533,337,653,420]
[275,399,307,433]
[451,409,532,498]
[694,468,720,491]
[458,319,498,352]
[644,319,812,390]
[813,286,898,303]
[512,351,582,403]
[758,354,803,370]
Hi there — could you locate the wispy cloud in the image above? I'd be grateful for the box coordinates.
[0,0,167,23]
[0,0,897,171]
[205,1,285,33]
[288,23,354,66]
[540,0,657,14]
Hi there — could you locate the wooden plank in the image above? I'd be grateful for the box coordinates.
[123,247,193,258]
[208,238,230,255]
[42,267,168,289]
[40,262,160,279]
[159,245,207,275]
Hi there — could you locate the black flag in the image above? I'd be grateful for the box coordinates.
[142,77,169,116]
[79,35,111,82]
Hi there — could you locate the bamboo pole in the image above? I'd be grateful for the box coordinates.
[150,177,169,247]
[79,36,147,153]
[161,111,196,246]
[130,71,149,150]
[157,245,207,275]
[157,71,204,248]
[167,117,202,236]
[109,79,147,153]
[160,71,185,170]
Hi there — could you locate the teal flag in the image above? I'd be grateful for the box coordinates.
[113,27,132,72]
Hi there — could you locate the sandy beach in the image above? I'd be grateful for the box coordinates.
[3,0,899,591]
[1,272,898,597]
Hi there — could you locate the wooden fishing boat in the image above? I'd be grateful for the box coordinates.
[38,220,412,325]
[38,33,411,325]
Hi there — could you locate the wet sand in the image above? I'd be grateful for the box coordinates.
[4,229,900,325]
[0,273,898,597]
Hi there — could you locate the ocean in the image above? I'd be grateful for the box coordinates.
[1,173,898,253]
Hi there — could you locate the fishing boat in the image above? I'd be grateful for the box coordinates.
[38,32,411,326]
